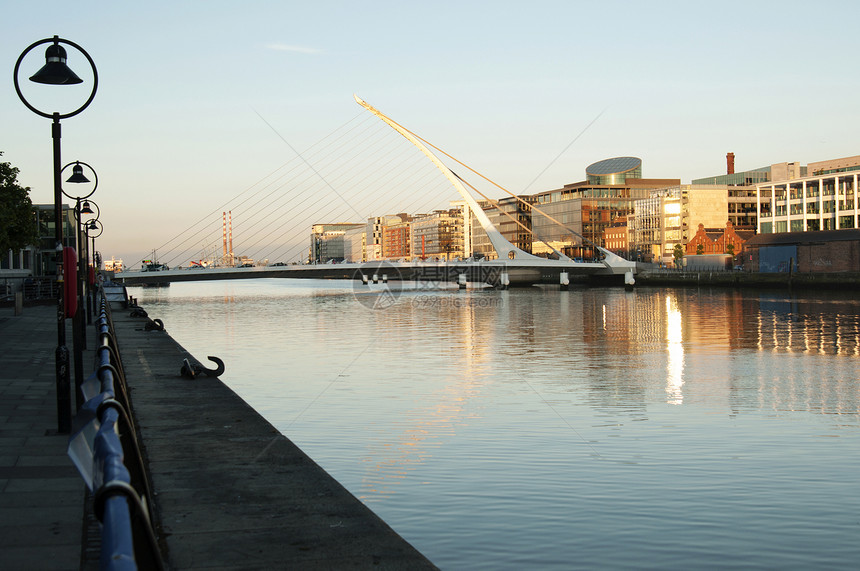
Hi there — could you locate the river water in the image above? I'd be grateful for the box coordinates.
[129,279,860,570]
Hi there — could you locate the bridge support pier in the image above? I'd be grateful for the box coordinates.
[372,274,379,284]
[560,271,569,291]
[382,274,388,284]
[625,271,635,289]
[458,274,466,290]
[498,271,510,290]
[361,274,369,285]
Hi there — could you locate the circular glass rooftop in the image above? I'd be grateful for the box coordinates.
[586,157,642,185]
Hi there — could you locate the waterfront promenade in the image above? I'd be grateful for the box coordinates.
[0,301,436,569]
[0,304,88,570]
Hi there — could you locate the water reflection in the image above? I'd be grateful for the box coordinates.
[130,281,860,570]
[354,293,497,500]
[665,294,684,405]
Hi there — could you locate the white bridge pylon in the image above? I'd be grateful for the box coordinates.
[353,95,635,279]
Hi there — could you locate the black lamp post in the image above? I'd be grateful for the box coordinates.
[62,162,97,409]
[87,219,104,274]
[63,162,98,309]
[86,218,103,315]
[79,200,100,324]
[14,36,98,433]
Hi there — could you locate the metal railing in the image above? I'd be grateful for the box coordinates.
[68,285,165,570]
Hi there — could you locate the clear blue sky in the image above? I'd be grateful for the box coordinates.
[4,1,859,265]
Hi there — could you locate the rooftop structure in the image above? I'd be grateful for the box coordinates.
[586,157,642,185]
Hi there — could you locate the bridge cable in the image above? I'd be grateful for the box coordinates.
[131,111,375,268]
[385,117,601,251]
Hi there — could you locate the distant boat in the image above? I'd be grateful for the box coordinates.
[141,260,168,272]
[140,258,170,286]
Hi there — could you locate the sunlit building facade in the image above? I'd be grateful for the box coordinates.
[633,186,731,265]
[757,155,860,234]
[382,216,412,260]
[310,223,364,263]
[411,208,464,260]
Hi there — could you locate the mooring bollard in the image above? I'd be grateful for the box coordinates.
[14,291,23,315]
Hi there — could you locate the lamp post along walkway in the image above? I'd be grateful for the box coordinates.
[14,35,98,433]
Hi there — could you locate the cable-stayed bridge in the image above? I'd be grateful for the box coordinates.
[118,96,636,288]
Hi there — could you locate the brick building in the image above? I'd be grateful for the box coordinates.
[686,220,755,257]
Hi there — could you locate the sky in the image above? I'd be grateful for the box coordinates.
[3,0,859,266]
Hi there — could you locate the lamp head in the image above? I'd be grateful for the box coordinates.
[29,38,83,85]
[66,162,90,184]
[80,200,94,215]
[87,219,99,231]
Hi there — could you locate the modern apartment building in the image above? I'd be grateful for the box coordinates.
[1,204,76,277]
[411,208,464,260]
[471,196,534,259]
[382,215,412,259]
[757,155,860,234]
[343,225,366,263]
[309,223,364,263]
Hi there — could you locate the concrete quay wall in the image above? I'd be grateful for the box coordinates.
[111,305,436,569]
[634,270,860,290]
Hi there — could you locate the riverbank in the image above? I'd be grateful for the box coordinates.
[111,304,437,569]
[634,269,860,290]
[0,301,436,569]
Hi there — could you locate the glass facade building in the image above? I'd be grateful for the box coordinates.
[586,157,642,185]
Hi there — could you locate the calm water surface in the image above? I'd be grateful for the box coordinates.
[131,279,860,570]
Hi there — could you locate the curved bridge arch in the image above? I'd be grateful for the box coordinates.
[354,95,542,262]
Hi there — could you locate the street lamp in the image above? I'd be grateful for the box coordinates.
[87,219,104,276]
[62,163,98,410]
[79,200,101,324]
[86,219,104,297]
[14,36,98,433]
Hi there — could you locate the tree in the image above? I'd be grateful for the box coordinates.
[725,242,735,256]
[673,243,684,268]
[0,153,38,253]
[696,243,704,256]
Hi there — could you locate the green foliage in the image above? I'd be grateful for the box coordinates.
[0,153,38,253]
[696,243,704,255]
[726,243,735,256]
[673,243,684,263]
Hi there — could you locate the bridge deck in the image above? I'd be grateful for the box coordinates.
[115,259,634,286]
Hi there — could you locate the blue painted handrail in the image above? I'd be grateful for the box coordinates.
[68,286,164,570]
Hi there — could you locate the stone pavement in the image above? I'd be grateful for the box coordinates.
[0,303,88,570]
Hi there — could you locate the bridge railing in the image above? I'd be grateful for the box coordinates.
[68,285,165,570]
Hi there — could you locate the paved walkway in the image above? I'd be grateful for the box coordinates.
[0,304,88,570]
